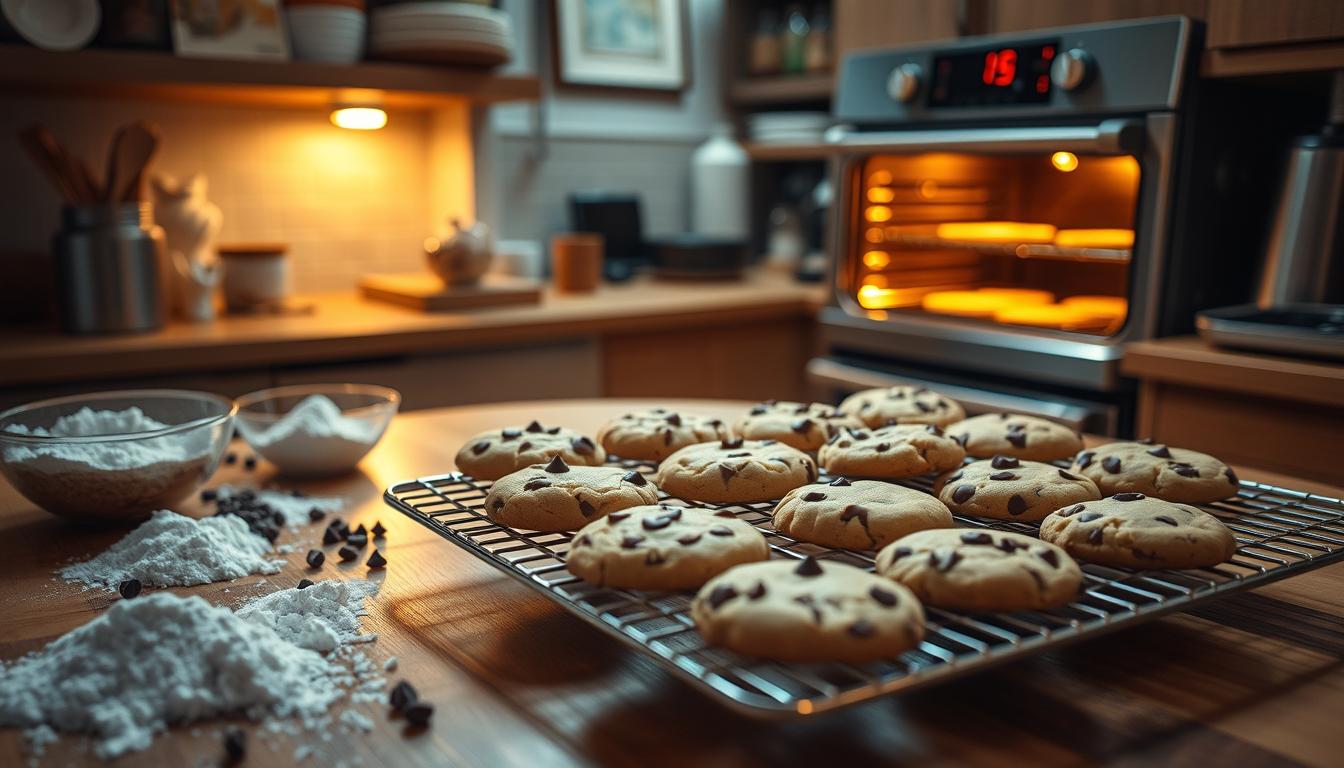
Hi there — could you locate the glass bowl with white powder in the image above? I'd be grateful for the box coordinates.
[233,384,399,476]
[0,389,236,521]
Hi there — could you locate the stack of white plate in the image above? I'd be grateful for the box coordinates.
[747,112,831,145]
[369,2,513,66]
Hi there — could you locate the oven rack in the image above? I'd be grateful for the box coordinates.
[385,464,1344,718]
[886,232,1132,263]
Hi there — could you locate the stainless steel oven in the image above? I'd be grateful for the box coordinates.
[811,16,1205,435]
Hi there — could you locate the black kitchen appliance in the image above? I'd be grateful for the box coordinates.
[568,191,644,282]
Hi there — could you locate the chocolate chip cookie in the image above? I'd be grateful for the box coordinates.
[566,505,769,590]
[772,477,954,550]
[484,458,659,531]
[1071,441,1239,505]
[597,408,731,462]
[934,455,1101,522]
[839,385,966,428]
[655,438,815,504]
[691,557,926,663]
[455,421,606,480]
[875,528,1082,611]
[733,400,865,452]
[945,413,1084,462]
[818,424,966,479]
[1038,493,1237,569]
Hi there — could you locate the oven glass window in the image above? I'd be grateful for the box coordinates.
[848,152,1140,336]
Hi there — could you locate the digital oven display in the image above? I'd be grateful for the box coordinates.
[927,40,1058,108]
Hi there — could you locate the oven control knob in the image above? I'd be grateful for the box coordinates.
[1051,48,1094,92]
[887,63,923,103]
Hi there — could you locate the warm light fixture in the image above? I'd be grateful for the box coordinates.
[865,206,893,223]
[862,250,891,269]
[935,221,1057,244]
[330,106,388,130]
[1051,151,1079,172]
[1053,228,1135,249]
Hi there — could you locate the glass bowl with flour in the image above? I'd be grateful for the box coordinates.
[0,390,236,521]
[234,384,399,476]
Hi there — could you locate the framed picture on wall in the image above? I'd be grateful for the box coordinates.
[555,0,689,92]
[168,0,289,60]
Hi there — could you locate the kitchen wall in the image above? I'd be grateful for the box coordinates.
[478,0,728,244]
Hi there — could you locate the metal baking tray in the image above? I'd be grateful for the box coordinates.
[385,462,1344,717]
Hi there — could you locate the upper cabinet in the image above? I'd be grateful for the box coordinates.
[1206,0,1344,48]
[832,0,960,53]
[975,0,1207,34]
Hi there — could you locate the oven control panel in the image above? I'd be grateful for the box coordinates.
[838,16,1192,123]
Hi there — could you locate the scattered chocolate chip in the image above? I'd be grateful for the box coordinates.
[802,491,827,502]
[1088,527,1105,545]
[645,551,665,565]
[256,524,279,543]
[607,511,631,523]
[546,426,561,435]
[501,428,521,440]
[544,456,570,473]
[794,556,823,577]
[677,533,702,545]
[471,441,490,455]
[297,578,314,589]
[571,436,596,455]
[1078,512,1103,523]
[308,506,327,523]
[720,438,744,449]
[223,727,246,762]
[1005,432,1027,449]
[1113,492,1146,501]
[990,471,1017,481]
[1007,494,1029,516]
[1147,446,1172,459]
[367,549,387,568]
[708,525,734,536]
[718,464,737,483]
[1076,451,1095,469]
[1172,464,1201,478]
[666,413,682,426]
[620,535,645,549]
[960,531,992,545]
[886,546,913,561]
[1102,456,1123,474]
[523,478,552,491]
[870,586,899,606]
[707,585,738,609]
[848,619,876,638]
[1058,504,1086,517]
[952,484,976,504]
[201,488,217,502]
[405,701,435,727]
[525,420,544,433]
[338,546,359,562]
[118,579,141,600]
[323,527,342,545]
[930,550,961,572]
[347,532,368,549]
[1225,467,1239,486]
[1036,549,1060,568]
[829,477,851,486]
[578,499,598,518]
[991,455,1020,470]
[1154,515,1179,526]
[306,549,324,568]
[791,418,814,434]
[390,680,418,711]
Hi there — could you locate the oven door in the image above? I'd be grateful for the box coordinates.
[822,115,1178,392]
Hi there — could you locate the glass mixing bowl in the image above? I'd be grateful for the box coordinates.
[0,389,236,522]
[233,383,400,476]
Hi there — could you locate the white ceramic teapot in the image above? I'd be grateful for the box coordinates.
[151,174,222,321]
[426,218,492,288]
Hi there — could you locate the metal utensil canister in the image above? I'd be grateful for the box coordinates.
[53,203,166,334]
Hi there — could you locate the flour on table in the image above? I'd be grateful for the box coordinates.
[238,580,379,652]
[59,510,281,590]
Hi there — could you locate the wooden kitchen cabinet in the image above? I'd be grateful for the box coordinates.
[975,0,1207,34]
[833,0,960,53]
[1206,0,1344,48]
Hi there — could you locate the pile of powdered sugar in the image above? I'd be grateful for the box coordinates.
[60,510,281,590]
[237,579,379,653]
[243,395,384,475]
[0,592,345,758]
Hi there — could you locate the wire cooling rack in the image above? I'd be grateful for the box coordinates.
[385,463,1344,717]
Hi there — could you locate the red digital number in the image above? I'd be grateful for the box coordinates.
[981,49,1017,87]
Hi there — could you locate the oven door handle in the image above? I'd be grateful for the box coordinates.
[807,358,1108,431]
[830,118,1145,156]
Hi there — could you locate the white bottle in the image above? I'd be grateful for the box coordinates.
[690,123,750,241]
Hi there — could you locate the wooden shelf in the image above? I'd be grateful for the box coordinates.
[728,72,833,106]
[0,45,540,108]
[743,141,834,161]
[1202,40,1344,78]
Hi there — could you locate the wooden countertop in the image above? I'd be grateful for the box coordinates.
[2,399,1342,767]
[0,272,824,387]
[1124,335,1344,408]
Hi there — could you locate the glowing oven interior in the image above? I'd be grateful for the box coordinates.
[848,151,1141,336]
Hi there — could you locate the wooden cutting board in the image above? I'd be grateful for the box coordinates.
[359,273,542,312]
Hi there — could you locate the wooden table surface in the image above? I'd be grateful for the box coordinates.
[2,399,1343,767]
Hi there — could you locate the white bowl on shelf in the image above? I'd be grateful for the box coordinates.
[286,5,367,64]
